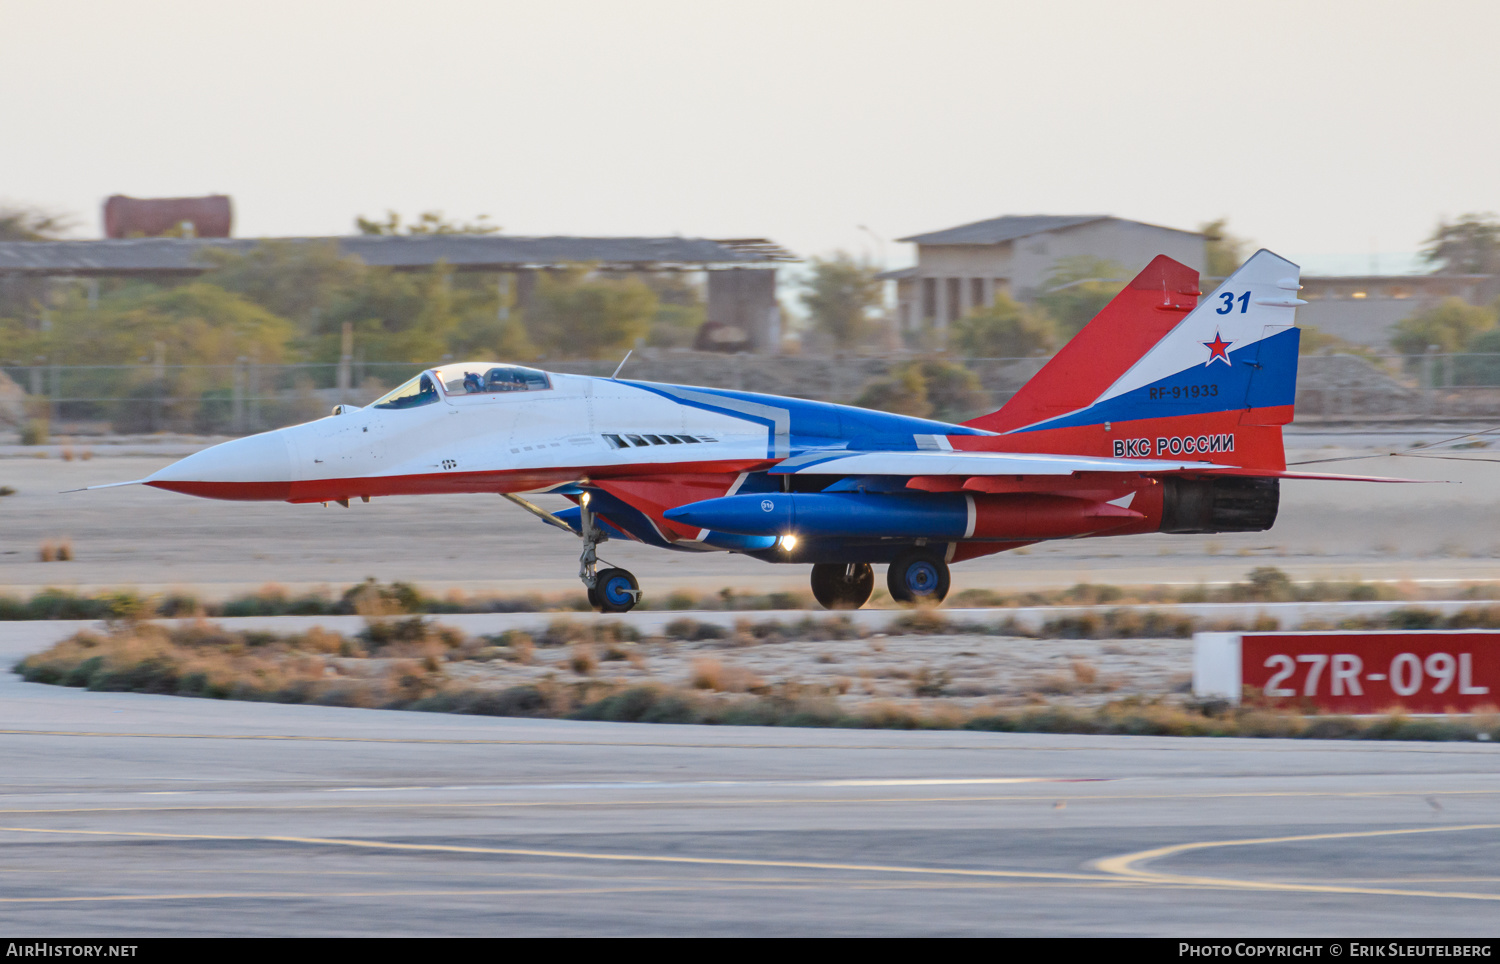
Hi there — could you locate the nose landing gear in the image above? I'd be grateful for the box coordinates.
[578,495,640,614]
[500,491,641,613]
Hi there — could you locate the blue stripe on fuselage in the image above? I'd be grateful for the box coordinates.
[1012,327,1301,433]
[620,380,990,454]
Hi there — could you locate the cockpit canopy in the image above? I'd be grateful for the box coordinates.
[438,364,551,395]
[371,372,440,410]
[369,363,552,410]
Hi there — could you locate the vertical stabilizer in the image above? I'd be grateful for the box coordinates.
[958,251,1306,471]
[966,255,1200,434]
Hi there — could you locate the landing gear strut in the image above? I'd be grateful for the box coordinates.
[810,563,874,610]
[578,494,640,613]
[887,549,950,606]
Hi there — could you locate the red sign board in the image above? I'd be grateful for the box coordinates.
[1237,632,1499,714]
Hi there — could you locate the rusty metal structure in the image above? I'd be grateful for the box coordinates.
[103,195,233,239]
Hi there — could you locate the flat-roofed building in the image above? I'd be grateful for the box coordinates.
[0,234,797,353]
[1297,273,1497,348]
[881,214,1206,338]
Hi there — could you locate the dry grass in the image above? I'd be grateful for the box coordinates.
[38,539,72,562]
[4,569,1500,625]
[689,657,764,693]
[14,620,1500,742]
[568,644,598,676]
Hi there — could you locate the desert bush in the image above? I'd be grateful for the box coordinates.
[17,621,1500,743]
[689,657,764,693]
[568,644,599,675]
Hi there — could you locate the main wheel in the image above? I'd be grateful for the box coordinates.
[887,550,950,606]
[809,562,874,610]
[592,568,640,613]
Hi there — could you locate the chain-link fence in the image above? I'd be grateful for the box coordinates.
[2,351,1498,436]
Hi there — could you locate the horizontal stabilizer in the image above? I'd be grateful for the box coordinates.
[1198,468,1441,483]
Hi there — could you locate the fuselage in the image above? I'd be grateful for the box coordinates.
[146,362,986,504]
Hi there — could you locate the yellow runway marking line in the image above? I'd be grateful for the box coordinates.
[0,728,1494,754]
[1097,824,1500,901]
[1,787,1498,816]
[0,885,761,905]
[0,825,1126,886]
[0,879,1132,905]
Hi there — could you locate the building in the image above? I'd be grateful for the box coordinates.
[1296,273,1498,348]
[882,214,1206,335]
[0,234,797,352]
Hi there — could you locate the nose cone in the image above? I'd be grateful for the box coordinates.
[145,431,294,501]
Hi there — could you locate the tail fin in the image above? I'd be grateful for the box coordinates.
[963,250,1305,471]
[966,255,1201,434]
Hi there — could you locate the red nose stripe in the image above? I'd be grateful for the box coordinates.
[145,480,293,501]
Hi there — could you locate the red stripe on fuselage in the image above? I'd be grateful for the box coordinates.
[147,458,772,503]
[949,408,1288,472]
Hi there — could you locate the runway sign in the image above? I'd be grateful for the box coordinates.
[1194,630,1499,713]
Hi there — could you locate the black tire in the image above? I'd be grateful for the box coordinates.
[887,550,950,606]
[592,567,640,613]
[809,562,874,610]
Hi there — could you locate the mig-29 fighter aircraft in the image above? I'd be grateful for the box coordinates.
[131,250,1407,612]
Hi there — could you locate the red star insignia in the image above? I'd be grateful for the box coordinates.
[1203,331,1233,366]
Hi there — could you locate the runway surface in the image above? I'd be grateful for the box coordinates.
[0,632,1497,936]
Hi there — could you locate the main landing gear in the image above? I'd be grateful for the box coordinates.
[886,549,950,606]
[810,563,874,610]
[808,552,951,610]
[578,495,640,614]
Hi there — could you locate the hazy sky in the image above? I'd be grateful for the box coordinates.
[3,0,1496,270]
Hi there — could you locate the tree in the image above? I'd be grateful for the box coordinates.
[1201,218,1250,278]
[0,203,73,241]
[0,283,294,368]
[854,359,990,423]
[949,291,1057,358]
[799,253,883,349]
[855,363,931,418]
[1391,297,1497,355]
[200,240,365,331]
[1454,320,1500,385]
[913,359,988,422]
[1032,256,1127,339]
[524,266,657,359]
[356,211,500,235]
[0,204,75,320]
[1421,214,1500,275]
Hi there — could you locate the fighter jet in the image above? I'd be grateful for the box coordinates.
[133,251,1407,612]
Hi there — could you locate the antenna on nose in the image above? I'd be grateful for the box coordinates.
[610,349,633,380]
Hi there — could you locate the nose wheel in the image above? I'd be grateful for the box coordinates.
[577,495,640,613]
[810,563,874,610]
[887,549,950,606]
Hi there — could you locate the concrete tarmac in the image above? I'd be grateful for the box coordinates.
[0,630,1497,936]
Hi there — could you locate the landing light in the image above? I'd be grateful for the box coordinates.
[580,492,591,506]
[779,534,798,551]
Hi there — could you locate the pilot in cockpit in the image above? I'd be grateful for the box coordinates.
[463,371,483,394]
